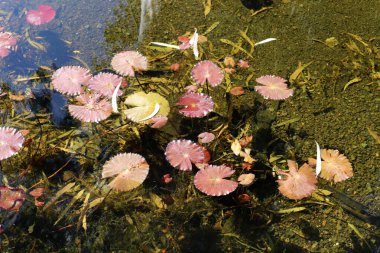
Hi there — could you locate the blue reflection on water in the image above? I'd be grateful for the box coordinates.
[0,0,120,83]
[0,0,121,125]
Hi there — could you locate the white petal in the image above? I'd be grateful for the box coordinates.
[140,103,160,121]
[315,141,322,177]
[112,81,122,113]
[254,38,277,46]
[189,29,199,59]
[231,139,242,156]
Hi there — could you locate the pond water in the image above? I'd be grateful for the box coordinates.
[0,0,379,252]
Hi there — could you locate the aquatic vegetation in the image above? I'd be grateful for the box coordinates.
[177,92,214,118]
[102,153,149,191]
[191,60,224,87]
[111,51,148,76]
[2,4,375,250]
[0,31,16,58]
[237,173,255,186]
[193,164,238,196]
[198,132,215,143]
[319,149,353,183]
[29,188,45,207]
[123,92,169,123]
[237,59,250,69]
[52,66,92,95]
[229,86,244,96]
[170,63,180,71]
[0,186,25,211]
[277,160,317,200]
[0,127,24,160]
[26,5,56,26]
[165,140,205,171]
[68,93,112,123]
[254,75,293,100]
[88,72,124,98]
[149,115,168,128]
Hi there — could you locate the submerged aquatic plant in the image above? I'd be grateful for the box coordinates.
[149,115,168,128]
[0,127,24,160]
[68,93,112,123]
[0,186,26,211]
[0,31,16,58]
[194,164,238,196]
[52,66,92,95]
[177,92,214,118]
[198,132,215,144]
[165,139,205,171]
[102,153,149,192]
[238,173,255,186]
[111,51,148,77]
[277,160,317,200]
[26,5,56,26]
[254,75,293,100]
[191,60,224,87]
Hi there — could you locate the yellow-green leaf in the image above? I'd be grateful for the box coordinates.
[220,39,253,59]
[204,0,211,16]
[289,61,313,84]
[343,77,361,91]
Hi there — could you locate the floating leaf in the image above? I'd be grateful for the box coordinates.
[123,92,170,123]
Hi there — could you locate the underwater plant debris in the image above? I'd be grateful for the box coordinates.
[0,31,16,58]
[0,186,26,211]
[26,5,56,26]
